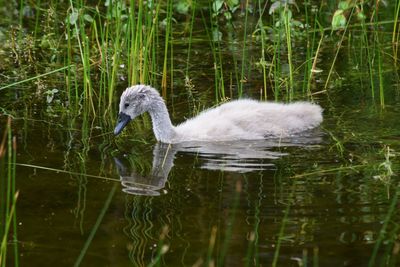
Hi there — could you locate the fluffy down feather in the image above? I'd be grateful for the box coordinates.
[115,85,323,143]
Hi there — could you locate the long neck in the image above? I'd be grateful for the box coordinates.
[148,98,176,143]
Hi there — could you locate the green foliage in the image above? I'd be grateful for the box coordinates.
[44,88,59,103]
[212,0,240,20]
[269,0,303,37]
[175,0,190,14]
[338,1,350,11]
[373,146,397,195]
[0,118,18,267]
[331,1,371,31]
[331,9,346,30]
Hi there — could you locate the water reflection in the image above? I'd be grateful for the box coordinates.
[114,131,323,196]
[114,143,174,196]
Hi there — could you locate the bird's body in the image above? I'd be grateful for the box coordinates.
[114,85,323,144]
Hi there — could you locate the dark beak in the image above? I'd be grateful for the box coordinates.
[114,112,131,135]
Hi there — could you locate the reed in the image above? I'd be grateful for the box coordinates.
[375,12,385,108]
[148,226,169,267]
[358,2,376,101]
[244,176,262,267]
[0,118,19,267]
[33,0,42,40]
[238,0,250,97]
[302,1,312,95]
[272,185,293,267]
[303,2,324,97]
[324,6,355,91]
[0,65,72,91]
[217,179,242,267]
[128,0,142,85]
[313,246,319,267]
[144,1,162,87]
[74,184,117,267]
[67,0,94,112]
[201,3,224,102]
[0,192,18,267]
[368,186,399,267]
[215,32,226,101]
[161,0,173,97]
[270,9,282,101]
[393,0,400,61]
[256,0,268,99]
[17,0,24,40]
[185,2,196,81]
[104,1,123,111]
[283,4,294,97]
[184,1,197,110]
[205,226,217,266]
[377,43,385,107]
[15,163,119,182]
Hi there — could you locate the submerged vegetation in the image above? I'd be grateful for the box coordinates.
[0,0,400,266]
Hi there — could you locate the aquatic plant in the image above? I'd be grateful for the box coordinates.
[0,118,19,267]
[373,146,397,199]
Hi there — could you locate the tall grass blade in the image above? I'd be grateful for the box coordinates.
[161,0,173,96]
[0,117,19,267]
[324,6,355,91]
[368,186,399,267]
[0,192,19,267]
[74,183,117,267]
[0,65,72,91]
[239,0,250,97]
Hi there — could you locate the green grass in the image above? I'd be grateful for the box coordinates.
[202,1,225,102]
[0,118,19,267]
[74,183,117,267]
[217,179,242,266]
[256,0,268,99]
[161,0,173,96]
[368,184,400,267]
[272,184,293,267]
[2,1,397,109]
[238,0,250,97]
[244,175,262,267]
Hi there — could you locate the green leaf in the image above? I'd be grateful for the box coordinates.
[224,12,232,20]
[83,14,93,23]
[69,10,78,25]
[338,1,349,10]
[269,1,283,14]
[213,0,224,13]
[227,0,239,9]
[176,1,190,14]
[357,11,366,21]
[331,10,346,30]
[212,28,222,42]
[292,20,303,28]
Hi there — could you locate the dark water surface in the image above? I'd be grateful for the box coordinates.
[2,95,399,266]
[1,2,400,266]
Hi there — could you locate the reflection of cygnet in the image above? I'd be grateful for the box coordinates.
[114,134,323,194]
[114,143,176,196]
[114,85,323,143]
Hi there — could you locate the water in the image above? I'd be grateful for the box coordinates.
[3,98,399,266]
[1,2,400,266]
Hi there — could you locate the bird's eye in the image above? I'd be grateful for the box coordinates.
[124,103,129,108]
